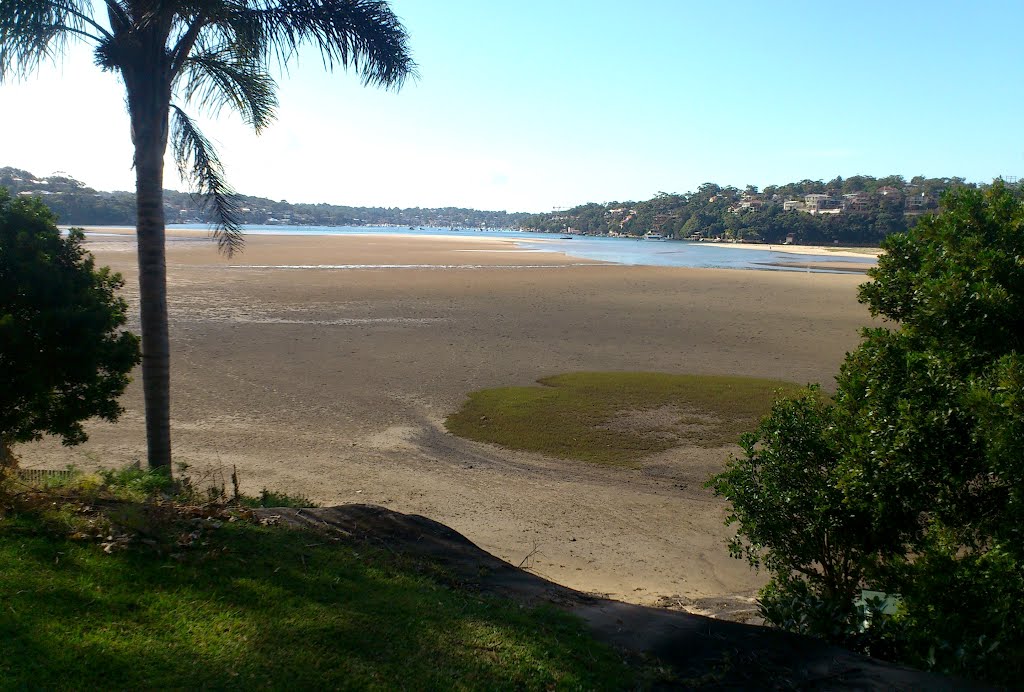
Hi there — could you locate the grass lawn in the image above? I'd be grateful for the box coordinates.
[446,372,803,465]
[0,474,639,690]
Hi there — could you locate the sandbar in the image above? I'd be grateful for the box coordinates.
[693,240,882,258]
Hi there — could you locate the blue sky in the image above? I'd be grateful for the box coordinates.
[2,0,1022,212]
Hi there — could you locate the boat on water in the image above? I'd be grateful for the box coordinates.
[560,235,573,240]
[643,232,665,241]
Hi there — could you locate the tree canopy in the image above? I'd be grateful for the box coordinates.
[0,188,140,459]
[708,183,1024,683]
[523,174,982,245]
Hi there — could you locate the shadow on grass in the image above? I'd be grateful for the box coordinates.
[0,516,634,689]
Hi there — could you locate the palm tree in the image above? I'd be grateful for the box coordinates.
[1,0,414,474]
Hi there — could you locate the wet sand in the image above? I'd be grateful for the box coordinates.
[21,231,874,614]
[764,260,871,273]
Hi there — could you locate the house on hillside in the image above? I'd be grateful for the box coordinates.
[843,192,873,212]
[904,193,934,211]
[738,193,766,211]
[804,193,841,214]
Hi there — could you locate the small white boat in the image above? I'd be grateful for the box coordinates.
[643,232,665,241]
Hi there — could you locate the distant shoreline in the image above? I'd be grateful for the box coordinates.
[70,225,523,244]
[70,225,881,270]
[682,240,882,259]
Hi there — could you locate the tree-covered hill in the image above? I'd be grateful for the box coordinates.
[0,167,531,229]
[522,175,999,246]
[4,166,1009,245]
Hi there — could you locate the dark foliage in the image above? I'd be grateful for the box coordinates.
[523,176,985,246]
[0,188,139,450]
[708,184,1024,684]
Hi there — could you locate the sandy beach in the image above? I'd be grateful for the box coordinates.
[698,240,881,258]
[22,230,874,615]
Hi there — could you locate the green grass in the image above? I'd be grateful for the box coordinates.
[14,465,320,510]
[445,372,803,466]
[0,491,637,689]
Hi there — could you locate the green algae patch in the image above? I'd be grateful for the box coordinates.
[446,372,802,466]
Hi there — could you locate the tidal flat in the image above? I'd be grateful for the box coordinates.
[22,229,873,614]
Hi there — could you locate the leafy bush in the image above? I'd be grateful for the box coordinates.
[0,189,139,457]
[893,543,1024,680]
[238,488,318,509]
[98,465,177,499]
[758,577,907,662]
[708,184,1024,684]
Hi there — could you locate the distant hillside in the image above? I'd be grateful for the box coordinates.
[5,166,1015,245]
[0,166,531,229]
[522,175,1012,246]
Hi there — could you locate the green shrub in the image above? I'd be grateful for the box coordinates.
[238,488,318,509]
[0,190,140,453]
[98,466,177,499]
[709,184,1024,685]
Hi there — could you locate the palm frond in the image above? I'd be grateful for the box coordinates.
[178,48,278,132]
[170,105,244,256]
[0,0,107,79]
[101,0,131,35]
[233,0,416,88]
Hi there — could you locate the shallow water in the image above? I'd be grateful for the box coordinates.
[168,224,876,274]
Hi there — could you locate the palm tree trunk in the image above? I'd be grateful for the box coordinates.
[130,93,173,474]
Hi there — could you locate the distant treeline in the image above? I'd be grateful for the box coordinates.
[0,166,530,229]
[521,175,1009,245]
[4,166,1014,245]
